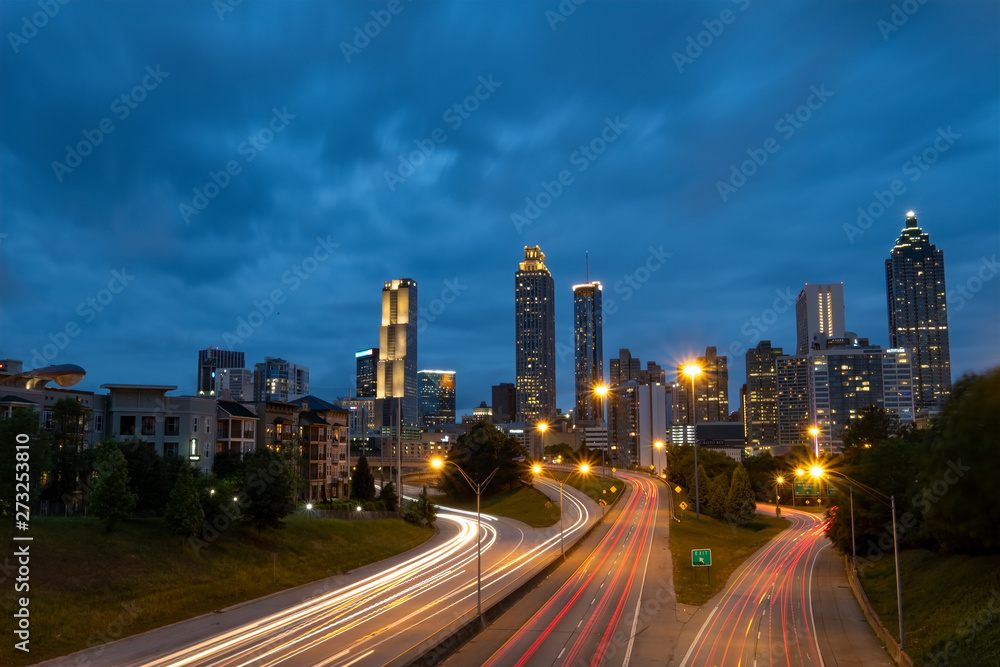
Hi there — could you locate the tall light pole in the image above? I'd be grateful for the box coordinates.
[811,466,904,649]
[775,476,784,517]
[536,422,548,461]
[809,426,820,458]
[431,457,499,625]
[531,462,587,558]
[593,384,609,478]
[683,364,702,519]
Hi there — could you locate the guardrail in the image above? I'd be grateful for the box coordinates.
[843,555,913,667]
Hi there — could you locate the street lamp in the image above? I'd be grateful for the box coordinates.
[593,384,609,478]
[536,422,548,461]
[683,363,702,519]
[431,457,499,625]
[810,466,904,649]
[809,426,820,458]
[0,363,86,389]
[653,440,665,478]
[531,462,586,557]
[775,476,784,516]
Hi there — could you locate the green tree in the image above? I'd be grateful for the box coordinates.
[88,441,138,532]
[378,481,399,511]
[918,369,1000,553]
[439,422,528,501]
[163,463,205,538]
[725,466,757,525]
[544,442,576,461]
[840,405,907,452]
[212,449,244,482]
[707,473,729,518]
[351,454,377,502]
[120,437,175,514]
[696,464,711,512]
[401,486,437,527]
[241,447,293,538]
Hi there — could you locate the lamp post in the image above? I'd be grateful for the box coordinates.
[536,422,548,462]
[809,426,820,458]
[775,476,784,517]
[531,463,586,557]
[811,466,904,650]
[593,385,609,478]
[431,457,499,625]
[0,363,86,389]
[683,364,702,519]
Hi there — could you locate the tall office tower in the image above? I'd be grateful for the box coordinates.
[196,348,245,396]
[674,346,729,424]
[573,282,604,423]
[355,348,379,398]
[418,370,456,427]
[796,283,846,355]
[776,355,811,448]
[491,383,517,424]
[886,211,951,410]
[378,279,419,427]
[252,357,309,402]
[217,368,252,401]
[745,341,783,451]
[607,349,668,465]
[808,342,915,452]
[515,246,556,423]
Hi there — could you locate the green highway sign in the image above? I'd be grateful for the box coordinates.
[794,479,820,496]
[692,549,712,567]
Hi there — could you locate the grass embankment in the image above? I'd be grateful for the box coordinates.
[670,510,790,605]
[441,485,561,528]
[860,549,1000,666]
[550,470,623,507]
[0,515,433,666]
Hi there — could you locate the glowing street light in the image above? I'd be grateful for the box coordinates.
[430,456,499,625]
[683,363,703,519]
[536,422,548,461]
[592,385,610,478]
[809,426,820,457]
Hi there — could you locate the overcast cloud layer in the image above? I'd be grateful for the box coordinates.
[1,0,997,415]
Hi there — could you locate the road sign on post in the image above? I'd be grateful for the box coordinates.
[692,549,712,567]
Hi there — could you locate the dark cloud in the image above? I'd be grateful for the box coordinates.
[1,0,997,414]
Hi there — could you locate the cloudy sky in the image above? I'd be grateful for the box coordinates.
[1,0,997,415]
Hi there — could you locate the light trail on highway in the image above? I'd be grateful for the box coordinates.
[679,507,830,667]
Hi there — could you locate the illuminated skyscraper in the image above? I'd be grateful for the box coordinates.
[196,348,244,396]
[886,212,951,410]
[418,370,456,427]
[252,357,309,402]
[515,246,556,423]
[795,283,846,355]
[573,282,604,423]
[377,279,418,427]
[674,346,729,424]
[355,348,378,398]
[745,341,783,451]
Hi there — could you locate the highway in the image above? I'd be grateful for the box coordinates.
[678,506,832,667]
[38,482,598,667]
[478,471,663,667]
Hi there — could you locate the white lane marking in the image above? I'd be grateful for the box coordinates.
[558,648,566,659]
[807,541,829,667]
[679,606,719,667]
[341,649,374,667]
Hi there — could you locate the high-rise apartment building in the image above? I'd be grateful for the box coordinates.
[776,355,811,448]
[196,348,245,396]
[418,370,456,427]
[573,282,604,423]
[796,283,846,355]
[217,367,252,401]
[515,246,556,423]
[252,357,309,402]
[745,341,783,451]
[355,348,378,398]
[886,212,951,410]
[674,346,729,424]
[607,349,668,465]
[491,383,517,424]
[378,279,419,427]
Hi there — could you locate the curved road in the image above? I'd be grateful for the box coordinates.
[39,483,598,667]
[678,506,831,667]
[481,472,662,667]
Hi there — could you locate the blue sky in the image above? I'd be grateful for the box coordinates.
[1,0,997,415]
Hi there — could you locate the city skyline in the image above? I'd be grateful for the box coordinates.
[1,2,997,417]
